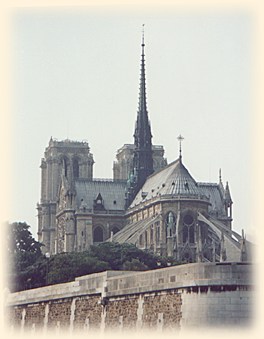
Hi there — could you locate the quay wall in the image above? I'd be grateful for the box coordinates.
[6,262,253,331]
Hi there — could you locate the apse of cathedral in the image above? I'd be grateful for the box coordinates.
[37,32,250,263]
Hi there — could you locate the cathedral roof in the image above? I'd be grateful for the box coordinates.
[198,183,226,216]
[129,158,207,208]
[75,179,127,212]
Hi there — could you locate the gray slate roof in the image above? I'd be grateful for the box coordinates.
[75,179,127,211]
[198,183,226,216]
[73,160,226,218]
[130,158,206,208]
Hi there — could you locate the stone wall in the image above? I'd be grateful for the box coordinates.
[6,262,253,332]
[181,287,252,327]
[74,295,101,330]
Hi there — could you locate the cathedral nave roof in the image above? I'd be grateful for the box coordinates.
[75,179,127,212]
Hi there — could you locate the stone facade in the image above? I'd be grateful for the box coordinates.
[6,262,253,332]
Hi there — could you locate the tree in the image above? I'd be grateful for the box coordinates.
[89,242,123,270]
[47,252,110,285]
[6,226,180,292]
[7,222,43,255]
[89,242,169,270]
[6,222,44,292]
[122,258,148,271]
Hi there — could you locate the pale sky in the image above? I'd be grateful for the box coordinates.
[9,6,253,238]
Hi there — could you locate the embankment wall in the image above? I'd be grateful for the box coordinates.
[6,262,253,331]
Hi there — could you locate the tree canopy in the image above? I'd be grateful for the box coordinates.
[6,222,179,293]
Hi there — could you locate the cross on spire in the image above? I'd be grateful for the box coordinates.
[177,134,184,161]
[142,24,145,46]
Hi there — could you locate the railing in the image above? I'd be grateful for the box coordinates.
[77,208,125,215]
[130,193,210,209]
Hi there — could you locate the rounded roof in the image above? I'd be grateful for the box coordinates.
[129,158,206,208]
[167,159,202,195]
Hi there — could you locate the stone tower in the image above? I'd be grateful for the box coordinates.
[113,144,167,181]
[37,138,94,254]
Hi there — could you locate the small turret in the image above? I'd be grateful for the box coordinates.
[224,181,233,220]
[219,168,225,198]
[224,181,233,205]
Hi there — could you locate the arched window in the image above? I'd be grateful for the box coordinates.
[182,213,195,243]
[73,158,79,178]
[139,234,143,246]
[93,226,104,243]
[112,226,120,235]
[183,214,194,226]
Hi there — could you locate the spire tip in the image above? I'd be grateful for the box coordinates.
[141,24,145,47]
[177,134,184,161]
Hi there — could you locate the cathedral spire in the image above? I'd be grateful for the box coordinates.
[138,24,147,114]
[133,25,153,181]
[126,26,154,206]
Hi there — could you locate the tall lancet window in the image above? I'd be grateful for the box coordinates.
[182,214,195,243]
[63,157,68,177]
[73,158,79,178]
[93,226,104,243]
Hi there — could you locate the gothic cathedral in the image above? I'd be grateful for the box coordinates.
[37,33,249,263]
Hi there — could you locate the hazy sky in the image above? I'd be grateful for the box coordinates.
[9,6,252,238]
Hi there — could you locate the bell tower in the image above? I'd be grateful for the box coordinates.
[37,138,94,254]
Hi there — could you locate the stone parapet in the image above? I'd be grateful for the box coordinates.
[7,262,252,307]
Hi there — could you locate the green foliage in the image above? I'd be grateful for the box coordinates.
[122,258,148,271]
[6,222,45,292]
[7,224,180,292]
[11,255,47,292]
[44,243,168,288]
[47,252,110,285]
[89,242,122,270]
[89,242,168,270]
[7,222,43,255]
